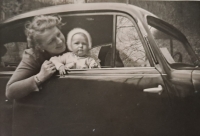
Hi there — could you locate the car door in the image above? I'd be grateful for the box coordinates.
[147,15,200,136]
[11,13,177,136]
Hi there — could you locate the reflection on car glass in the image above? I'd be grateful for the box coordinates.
[1,42,27,68]
[116,16,150,67]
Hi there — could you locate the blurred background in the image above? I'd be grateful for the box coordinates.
[0,0,200,63]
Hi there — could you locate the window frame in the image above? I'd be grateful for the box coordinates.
[113,13,153,68]
[147,15,200,67]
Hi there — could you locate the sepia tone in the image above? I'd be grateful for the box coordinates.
[1,1,200,136]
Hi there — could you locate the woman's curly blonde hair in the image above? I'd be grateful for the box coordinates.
[25,15,64,48]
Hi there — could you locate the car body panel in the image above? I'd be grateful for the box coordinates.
[0,76,12,136]
[167,69,195,97]
[1,3,155,24]
[192,69,200,92]
[11,68,174,136]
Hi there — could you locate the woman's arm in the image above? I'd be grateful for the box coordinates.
[6,54,40,99]
[6,50,56,100]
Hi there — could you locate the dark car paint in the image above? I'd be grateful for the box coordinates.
[9,68,171,136]
[0,3,200,136]
[192,69,200,92]
[0,77,12,136]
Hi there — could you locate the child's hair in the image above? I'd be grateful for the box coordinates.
[25,15,64,48]
[67,28,92,51]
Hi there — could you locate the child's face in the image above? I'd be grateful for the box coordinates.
[71,33,89,57]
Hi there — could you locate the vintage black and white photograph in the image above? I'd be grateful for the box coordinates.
[0,0,200,136]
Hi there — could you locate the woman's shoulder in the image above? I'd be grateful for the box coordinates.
[23,48,38,59]
[21,48,47,67]
[23,48,46,65]
[23,48,46,60]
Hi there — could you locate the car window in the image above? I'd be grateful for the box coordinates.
[116,16,150,67]
[1,42,27,68]
[90,44,112,68]
[147,16,196,66]
[0,41,110,69]
[148,26,194,65]
[61,14,113,68]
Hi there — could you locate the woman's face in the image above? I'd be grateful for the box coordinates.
[71,33,89,57]
[36,26,66,55]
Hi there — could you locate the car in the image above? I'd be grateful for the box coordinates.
[1,2,200,136]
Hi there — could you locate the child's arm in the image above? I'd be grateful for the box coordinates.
[65,62,76,69]
[87,57,101,68]
[50,53,69,75]
[50,53,68,70]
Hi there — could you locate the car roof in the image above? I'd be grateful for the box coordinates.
[0,3,157,47]
[1,3,156,24]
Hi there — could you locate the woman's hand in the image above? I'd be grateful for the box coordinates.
[36,60,56,83]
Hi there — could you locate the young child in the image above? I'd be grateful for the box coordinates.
[50,28,100,75]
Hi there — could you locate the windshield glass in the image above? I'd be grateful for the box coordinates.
[147,16,199,67]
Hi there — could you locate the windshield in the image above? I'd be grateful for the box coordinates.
[147,16,199,67]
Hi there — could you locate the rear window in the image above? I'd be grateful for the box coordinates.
[1,42,27,68]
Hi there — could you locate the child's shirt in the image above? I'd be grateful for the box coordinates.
[50,52,100,70]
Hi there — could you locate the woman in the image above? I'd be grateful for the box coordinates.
[6,15,67,100]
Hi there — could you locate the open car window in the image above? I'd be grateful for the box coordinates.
[61,14,114,68]
[0,14,114,70]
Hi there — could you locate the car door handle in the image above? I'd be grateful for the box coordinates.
[143,85,163,95]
